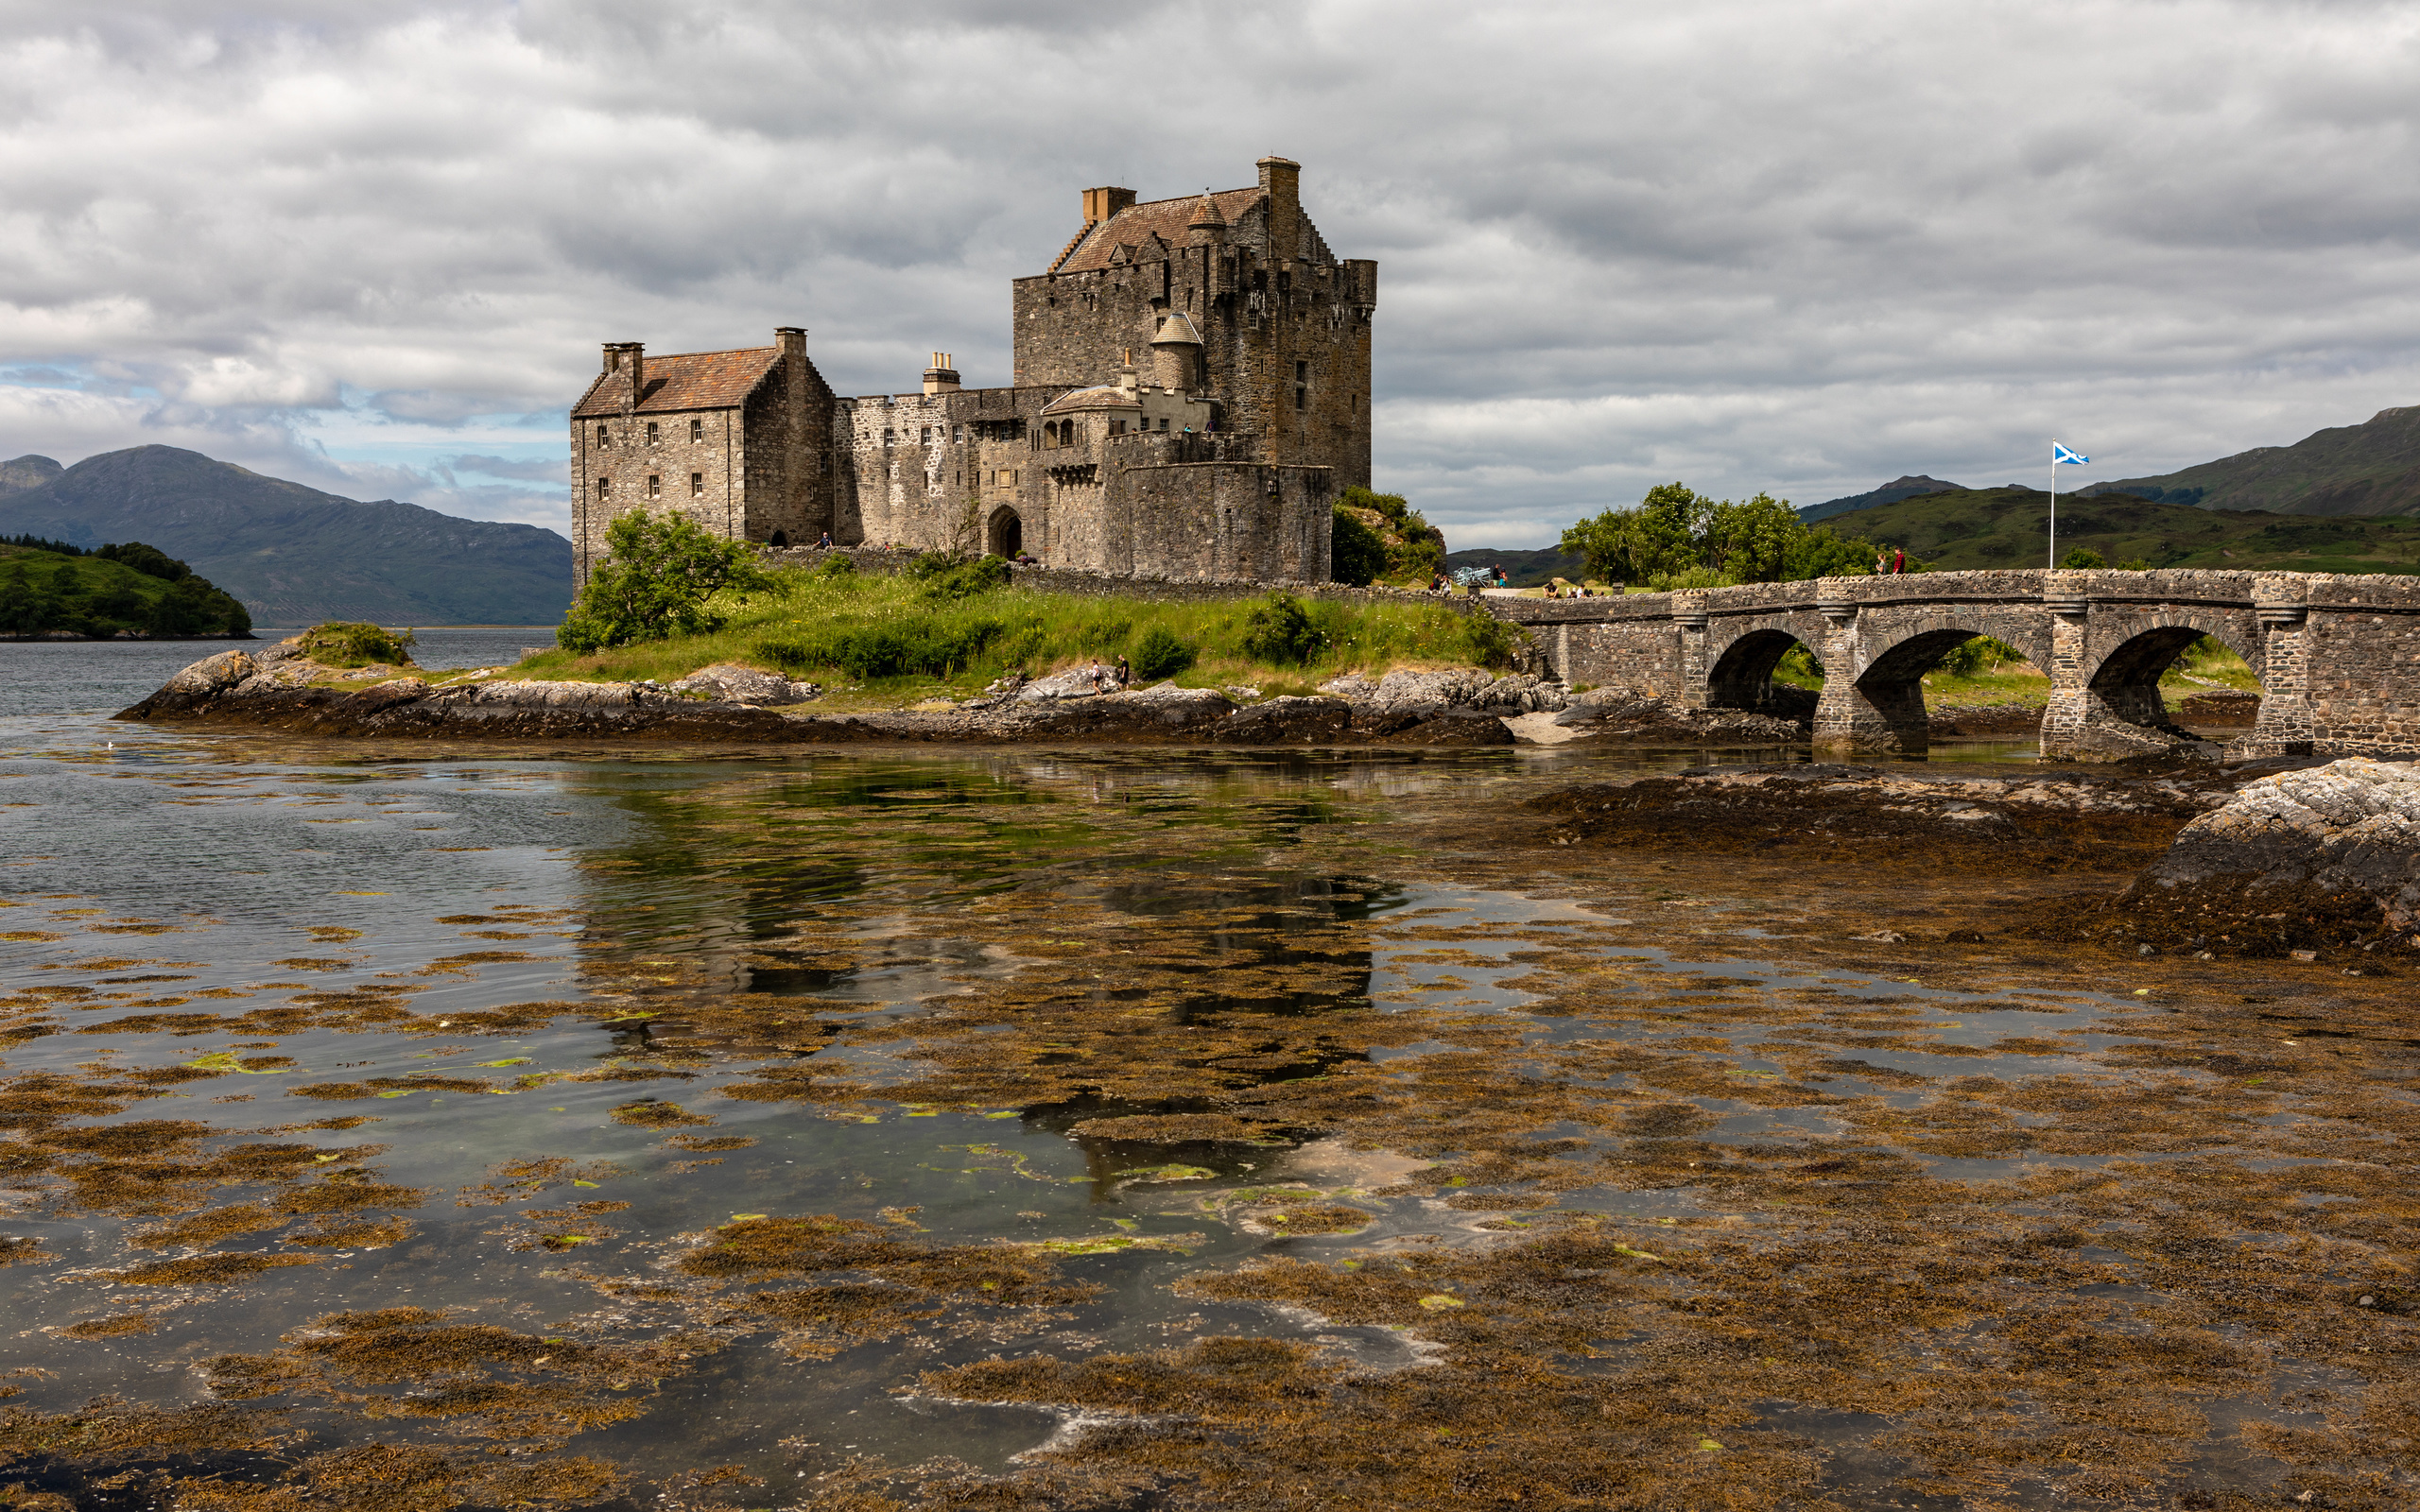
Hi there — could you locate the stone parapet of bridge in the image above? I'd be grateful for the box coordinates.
[1481,568,2420,761]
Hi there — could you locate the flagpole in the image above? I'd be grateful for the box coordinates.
[2048,439,2057,571]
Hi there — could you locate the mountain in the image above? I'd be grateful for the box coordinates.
[1442,545,1586,588]
[0,455,61,494]
[1820,486,2420,574]
[2079,405,2420,517]
[0,447,571,626]
[1797,475,1966,523]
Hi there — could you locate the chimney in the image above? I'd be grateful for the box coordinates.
[1256,156,1301,266]
[922,352,961,395]
[1081,185,1138,225]
[603,342,644,412]
[1115,349,1138,394]
[776,325,806,359]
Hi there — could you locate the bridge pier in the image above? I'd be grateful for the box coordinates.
[1809,596,1931,756]
[2226,592,2314,759]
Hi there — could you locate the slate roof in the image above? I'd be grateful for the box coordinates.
[1048,187,1264,274]
[571,347,781,418]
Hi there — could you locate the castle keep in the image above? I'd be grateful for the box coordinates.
[569,156,1374,585]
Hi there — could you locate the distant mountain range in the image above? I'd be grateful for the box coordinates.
[1797,475,1967,523]
[0,447,571,626]
[2078,405,2420,516]
[1797,404,2420,526]
[1817,486,2420,575]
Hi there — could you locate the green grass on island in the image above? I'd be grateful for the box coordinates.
[433,563,1520,711]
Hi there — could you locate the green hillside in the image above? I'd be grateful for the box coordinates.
[2081,404,2420,517]
[1797,473,1967,523]
[1,541,252,638]
[1443,545,1585,587]
[1824,486,2420,575]
[0,446,571,625]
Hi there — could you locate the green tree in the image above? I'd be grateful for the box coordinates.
[1331,506,1388,586]
[1564,483,1873,586]
[2061,547,2106,569]
[558,510,769,653]
[1703,492,1801,582]
[1783,524,1877,580]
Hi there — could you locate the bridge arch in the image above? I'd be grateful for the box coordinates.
[2068,608,2266,753]
[1703,614,1829,716]
[1817,609,2059,756]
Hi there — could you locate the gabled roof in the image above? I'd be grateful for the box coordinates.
[1049,187,1264,274]
[571,347,782,418]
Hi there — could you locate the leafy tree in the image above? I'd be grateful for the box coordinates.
[1331,506,1388,586]
[2061,547,2106,569]
[558,509,769,653]
[1132,624,1194,679]
[1562,482,1877,587]
[96,541,192,582]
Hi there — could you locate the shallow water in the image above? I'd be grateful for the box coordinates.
[2,647,2413,1509]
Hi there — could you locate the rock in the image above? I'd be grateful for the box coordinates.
[669,662,820,705]
[1213,696,1355,745]
[160,649,256,696]
[2131,758,2420,934]
[1392,709,1516,746]
[1016,666,1118,700]
[1552,696,1806,745]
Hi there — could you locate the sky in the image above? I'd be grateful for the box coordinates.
[3,0,2416,550]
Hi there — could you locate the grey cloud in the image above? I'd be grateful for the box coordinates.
[441,454,565,483]
[1,0,2416,549]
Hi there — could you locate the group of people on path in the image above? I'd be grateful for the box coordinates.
[1085,657,1132,694]
[1875,546,1908,575]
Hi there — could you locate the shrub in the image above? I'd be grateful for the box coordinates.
[1241,592,1322,665]
[1461,610,1525,670]
[558,509,769,653]
[919,554,1011,602]
[2115,557,2153,571]
[300,621,416,667]
[812,553,856,578]
[2061,547,2106,570]
[1132,624,1194,680]
[1331,506,1387,587]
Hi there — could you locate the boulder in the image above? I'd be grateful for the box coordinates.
[2130,757,2420,933]
[669,662,821,705]
[1320,668,1564,714]
[160,649,255,696]
[1213,696,1356,745]
[1017,666,1119,700]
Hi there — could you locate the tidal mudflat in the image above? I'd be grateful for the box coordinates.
[1,713,2413,1509]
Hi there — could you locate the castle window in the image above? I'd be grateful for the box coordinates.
[921,426,931,444]
[884,429,895,445]
[1296,361,1308,382]
[1110,420,1125,436]
[596,424,610,447]
[596,477,610,497]
[646,421,659,445]
[689,472,702,497]
[1159,418,1170,431]
[954,424,965,443]
[690,418,703,442]
[647,474,661,498]
[1295,387,1306,410]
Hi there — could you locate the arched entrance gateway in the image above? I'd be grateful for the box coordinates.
[987,507,1022,559]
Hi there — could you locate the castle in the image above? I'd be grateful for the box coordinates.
[568,156,1374,586]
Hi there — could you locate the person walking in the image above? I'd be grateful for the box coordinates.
[1893,548,1907,575]
[1115,656,1132,690]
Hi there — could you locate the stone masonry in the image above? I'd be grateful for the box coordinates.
[570,156,1366,589]
[1482,568,2420,762]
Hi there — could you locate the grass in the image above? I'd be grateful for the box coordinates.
[496,566,1520,710]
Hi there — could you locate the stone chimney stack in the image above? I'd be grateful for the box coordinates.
[1256,156,1301,267]
[923,352,961,395]
[1081,186,1137,225]
[603,342,644,414]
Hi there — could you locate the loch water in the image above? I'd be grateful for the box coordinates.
[2,639,2408,1510]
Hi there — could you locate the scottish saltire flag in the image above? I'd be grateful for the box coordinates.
[2053,442,2088,466]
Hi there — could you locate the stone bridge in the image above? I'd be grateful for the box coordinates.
[1485,568,2420,760]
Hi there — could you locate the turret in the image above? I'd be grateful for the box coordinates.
[1150,311,1202,390]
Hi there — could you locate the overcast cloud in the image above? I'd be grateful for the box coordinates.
[3,0,2416,547]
